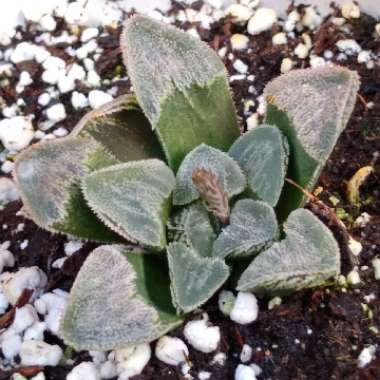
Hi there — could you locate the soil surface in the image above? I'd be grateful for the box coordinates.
[1,3,380,380]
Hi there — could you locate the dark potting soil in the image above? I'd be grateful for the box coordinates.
[1,4,380,380]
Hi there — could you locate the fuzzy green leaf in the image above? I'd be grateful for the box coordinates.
[71,95,165,162]
[173,144,246,206]
[168,242,229,314]
[60,245,182,351]
[13,137,121,242]
[237,209,341,295]
[168,202,216,257]
[264,66,360,218]
[228,125,289,206]
[83,159,175,250]
[122,15,240,171]
[212,199,279,259]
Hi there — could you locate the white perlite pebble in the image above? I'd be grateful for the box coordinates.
[81,27,100,42]
[268,296,282,310]
[39,15,57,32]
[0,177,19,205]
[10,304,38,334]
[46,103,66,123]
[67,362,100,380]
[240,344,253,363]
[10,42,36,63]
[20,340,63,366]
[301,6,322,30]
[38,93,51,107]
[310,56,326,68]
[233,59,248,74]
[272,32,287,45]
[71,91,89,110]
[115,343,151,379]
[184,314,220,353]
[1,331,22,359]
[358,345,376,368]
[88,90,113,109]
[1,266,47,305]
[284,10,300,32]
[87,70,101,87]
[0,116,34,151]
[246,113,259,130]
[355,212,371,228]
[64,240,84,256]
[341,2,361,19]
[336,39,362,55]
[372,258,380,280]
[294,43,309,59]
[247,8,277,35]
[230,292,258,325]
[198,371,211,380]
[100,361,118,379]
[24,321,47,341]
[231,34,249,51]
[0,288,9,314]
[155,336,189,366]
[347,268,361,286]
[235,364,257,380]
[376,24,380,37]
[17,71,33,93]
[348,237,362,256]
[357,50,371,64]
[57,75,75,94]
[280,58,293,73]
[225,4,253,24]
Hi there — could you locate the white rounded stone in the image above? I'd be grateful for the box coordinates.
[230,292,258,325]
[235,364,257,380]
[71,91,89,110]
[247,8,277,35]
[46,103,66,123]
[231,34,249,51]
[67,362,100,380]
[0,116,34,151]
[226,4,253,23]
[20,340,63,366]
[272,32,287,45]
[88,90,113,109]
[155,336,189,366]
[280,58,293,73]
[115,343,151,379]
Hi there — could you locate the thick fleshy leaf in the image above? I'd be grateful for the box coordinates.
[173,144,246,206]
[122,15,240,171]
[60,245,182,350]
[167,202,216,257]
[168,242,229,313]
[13,137,120,241]
[71,95,164,162]
[264,66,360,218]
[228,125,289,206]
[237,209,341,295]
[82,159,175,250]
[212,199,279,259]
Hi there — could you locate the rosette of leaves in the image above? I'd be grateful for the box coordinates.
[13,15,359,351]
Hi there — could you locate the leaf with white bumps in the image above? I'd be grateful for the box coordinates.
[83,159,175,250]
[60,245,181,351]
[228,125,289,206]
[168,242,229,313]
[173,144,246,206]
[14,137,120,241]
[265,66,360,218]
[237,209,341,295]
[212,199,279,259]
[168,202,216,257]
[122,15,240,171]
[71,95,164,162]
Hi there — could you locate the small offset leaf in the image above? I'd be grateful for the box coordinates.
[167,202,216,257]
[60,245,181,351]
[265,66,360,218]
[237,209,341,295]
[346,166,374,205]
[83,159,175,250]
[13,137,120,242]
[71,95,165,162]
[228,125,289,206]
[168,242,229,313]
[122,15,240,171]
[173,144,246,206]
[212,199,279,259]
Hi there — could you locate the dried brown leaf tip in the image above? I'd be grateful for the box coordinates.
[192,168,230,224]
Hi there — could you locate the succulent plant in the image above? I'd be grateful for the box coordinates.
[13,15,360,351]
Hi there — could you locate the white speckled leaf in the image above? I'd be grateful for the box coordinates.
[168,242,229,313]
[60,245,181,351]
[265,66,360,217]
[82,159,175,250]
[173,144,246,206]
[122,15,239,171]
[237,209,341,295]
[13,137,120,242]
[212,199,279,259]
[228,125,289,206]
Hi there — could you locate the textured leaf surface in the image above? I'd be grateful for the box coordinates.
[173,144,246,206]
[265,66,360,218]
[60,245,181,350]
[228,125,289,206]
[168,242,229,313]
[71,95,164,162]
[83,159,175,249]
[167,202,216,257]
[212,199,279,259]
[14,137,120,241]
[237,209,341,295]
[122,15,239,171]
